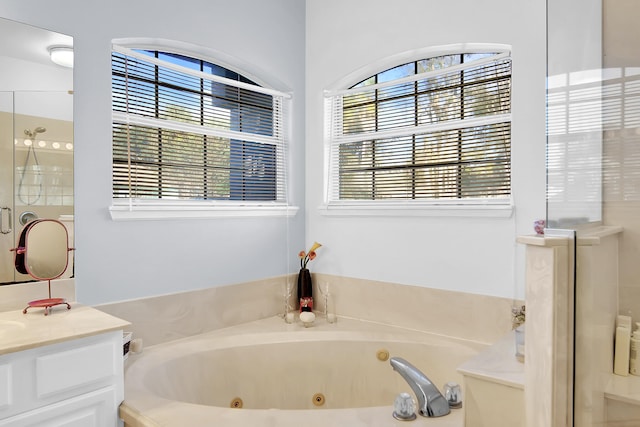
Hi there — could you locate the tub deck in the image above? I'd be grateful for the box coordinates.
[121,315,486,427]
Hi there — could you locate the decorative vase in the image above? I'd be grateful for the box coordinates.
[297,268,313,312]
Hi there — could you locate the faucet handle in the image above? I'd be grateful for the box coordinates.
[393,392,417,421]
[443,382,462,408]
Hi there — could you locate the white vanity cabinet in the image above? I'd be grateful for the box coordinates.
[0,306,129,427]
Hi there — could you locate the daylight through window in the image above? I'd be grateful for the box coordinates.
[111,46,287,204]
[326,51,512,205]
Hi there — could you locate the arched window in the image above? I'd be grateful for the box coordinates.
[110,45,290,218]
[325,50,511,208]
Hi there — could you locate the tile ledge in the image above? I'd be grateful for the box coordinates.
[605,373,640,406]
[517,234,570,247]
[518,226,623,247]
[457,330,524,390]
[575,225,623,246]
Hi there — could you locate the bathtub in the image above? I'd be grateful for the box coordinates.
[120,316,486,427]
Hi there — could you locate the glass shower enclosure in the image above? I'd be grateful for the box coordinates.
[548,0,640,425]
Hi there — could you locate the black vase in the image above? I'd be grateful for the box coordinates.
[297,268,313,312]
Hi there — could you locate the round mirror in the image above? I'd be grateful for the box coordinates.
[11,219,73,315]
[16,219,69,280]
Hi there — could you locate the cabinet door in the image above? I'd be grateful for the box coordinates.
[0,386,117,427]
[0,331,123,421]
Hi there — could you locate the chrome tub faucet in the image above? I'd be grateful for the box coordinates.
[389,356,451,417]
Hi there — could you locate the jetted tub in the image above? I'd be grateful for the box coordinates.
[120,316,486,427]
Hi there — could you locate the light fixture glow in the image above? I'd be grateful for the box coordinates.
[24,139,32,146]
[38,140,46,148]
[52,142,60,149]
[48,46,74,68]
[65,143,73,150]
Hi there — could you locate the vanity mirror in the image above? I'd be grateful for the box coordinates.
[11,218,74,315]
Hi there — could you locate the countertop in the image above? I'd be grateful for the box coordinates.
[0,303,130,356]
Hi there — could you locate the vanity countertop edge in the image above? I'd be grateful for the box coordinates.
[0,304,130,356]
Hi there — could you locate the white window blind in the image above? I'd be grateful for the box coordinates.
[111,45,289,208]
[325,51,512,206]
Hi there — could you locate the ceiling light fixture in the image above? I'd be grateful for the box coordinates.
[48,45,74,68]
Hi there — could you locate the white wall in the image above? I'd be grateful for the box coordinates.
[305,0,547,299]
[0,0,306,304]
[0,0,547,304]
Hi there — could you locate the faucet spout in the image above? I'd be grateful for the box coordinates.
[389,356,451,417]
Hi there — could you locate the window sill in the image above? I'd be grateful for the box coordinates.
[317,201,514,218]
[109,201,299,221]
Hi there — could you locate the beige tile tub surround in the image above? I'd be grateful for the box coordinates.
[120,316,472,427]
[97,274,519,347]
[518,226,622,427]
[457,330,525,427]
[97,275,288,347]
[608,201,640,323]
[519,234,574,427]
[313,274,518,345]
[100,275,519,427]
[575,229,620,426]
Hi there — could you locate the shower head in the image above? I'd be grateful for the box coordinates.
[24,127,47,139]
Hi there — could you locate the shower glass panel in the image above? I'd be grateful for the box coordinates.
[546,0,603,229]
[546,1,603,426]
[0,91,73,284]
[549,0,640,425]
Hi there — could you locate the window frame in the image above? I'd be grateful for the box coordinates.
[109,41,297,220]
[321,44,514,218]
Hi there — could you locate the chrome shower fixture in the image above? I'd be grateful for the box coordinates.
[24,127,47,139]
